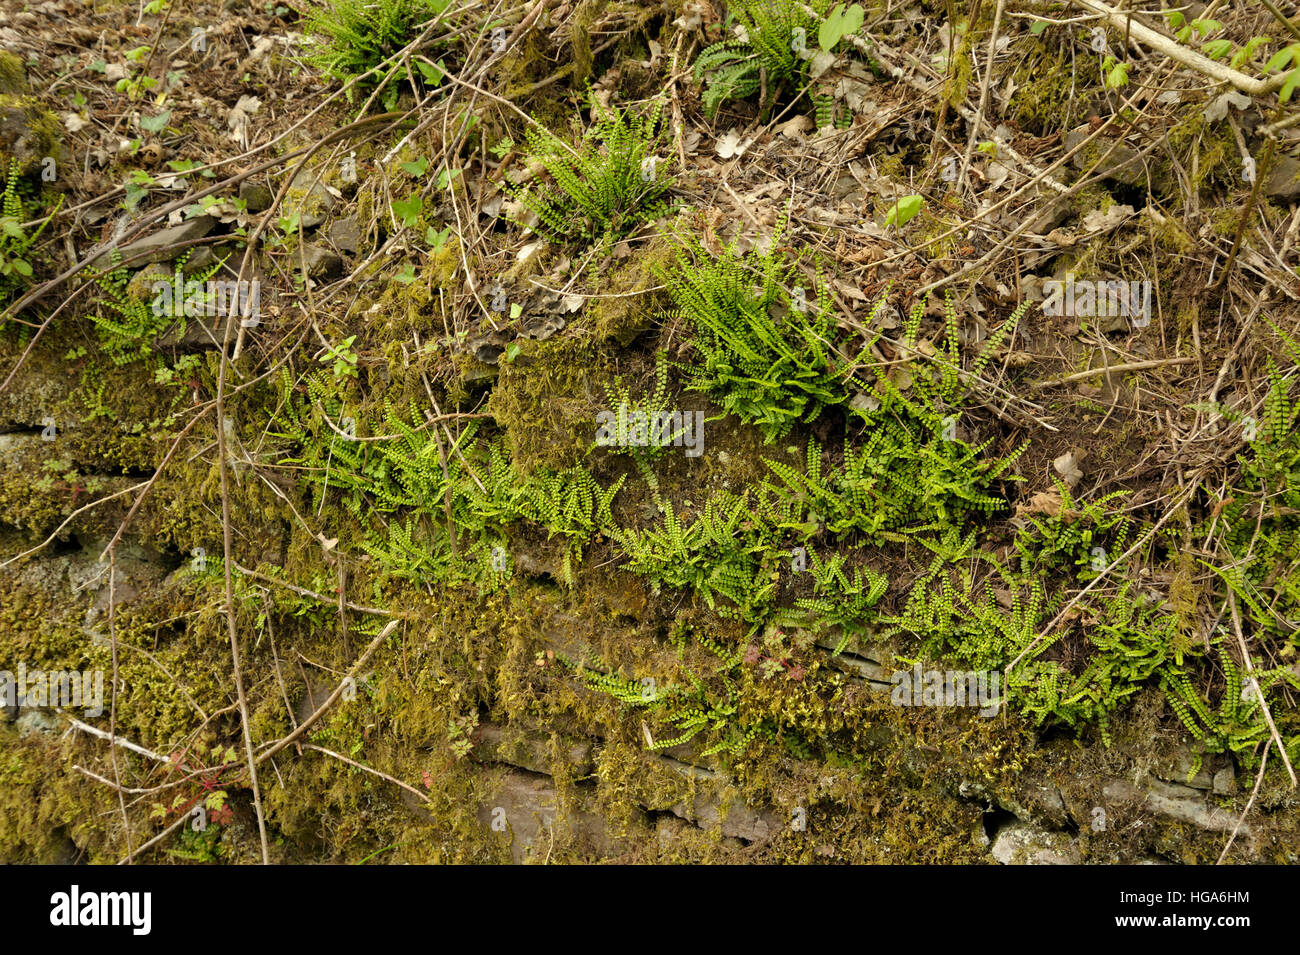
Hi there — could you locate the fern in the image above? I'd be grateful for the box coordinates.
[301,0,456,105]
[659,215,864,441]
[781,545,888,652]
[1013,479,1132,581]
[615,491,777,623]
[693,0,831,116]
[0,158,57,306]
[1161,637,1300,765]
[86,254,223,365]
[507,94,675,246]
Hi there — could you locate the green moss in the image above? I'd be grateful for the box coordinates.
[0,94,60,174]
[0,51,28,96]
[487,334,606,472]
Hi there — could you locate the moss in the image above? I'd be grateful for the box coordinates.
[0,94,60,174]
[487,333,607,472]
[0,51,28,96]
[1164,110,1238,197]
[587,236,673,346]
[1011,46,1084,134]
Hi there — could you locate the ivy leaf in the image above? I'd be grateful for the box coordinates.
[140,110,171,133]
[400,156,429,178]
[392,194,422,227]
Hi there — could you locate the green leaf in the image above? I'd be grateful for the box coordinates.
[1265,44,1300,73]
[140,110,171,133]
[400,156,429,178]
[1281,67,1300,103]
[392,194,422,227]
[884,194,924,228]
[503,342,521,363]
[393,263,417,284]
[1029,20,1047,36]
[415,58,445,86]
[1201,39,1233,61]
[818,3,865,51]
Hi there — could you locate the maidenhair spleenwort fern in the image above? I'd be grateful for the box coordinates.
[301,0,456,105]
[507,94,675,246]
[779,546,888,653]
[693,0,832,116]
[614,491,777,624]
[659,213,864,441]
[271,374,623,587]
[567,641,769,757]
[1161,637,1300,771]
[0,158,58,306]
[1013,479,1132,581]
[87,253,223,365]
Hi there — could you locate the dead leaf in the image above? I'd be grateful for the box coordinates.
[715,129,755,160]
[1053,450,1084,487]
[1080,204,1135,233]
[1015,489,1064,519]
[778,115,813,139]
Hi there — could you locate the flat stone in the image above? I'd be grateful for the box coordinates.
[1063,126,1145,187]
[284,171,336,229]
[238,179,273,213]
[1265,155,1300,197]
[991,821,1081,865]
[300,242,342,279]
[89,215,215,269]
[1213,767,1237,796]
[327,215,362,254]
[0,93,59,175]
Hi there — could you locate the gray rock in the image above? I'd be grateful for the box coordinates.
[1213,767,1237,796]
[990,821,1081,865]
[0,94,58,175]
[477,769,628,863]
[1103,778,1245,836]
[238,179,273,213]
[88,215,216,269]
[1063,126,1146,186]
[15,708,60,737]
[1265,155,1300,198]
[284,171,335,229]
[328,215,362,254]
[299,242,343,279]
